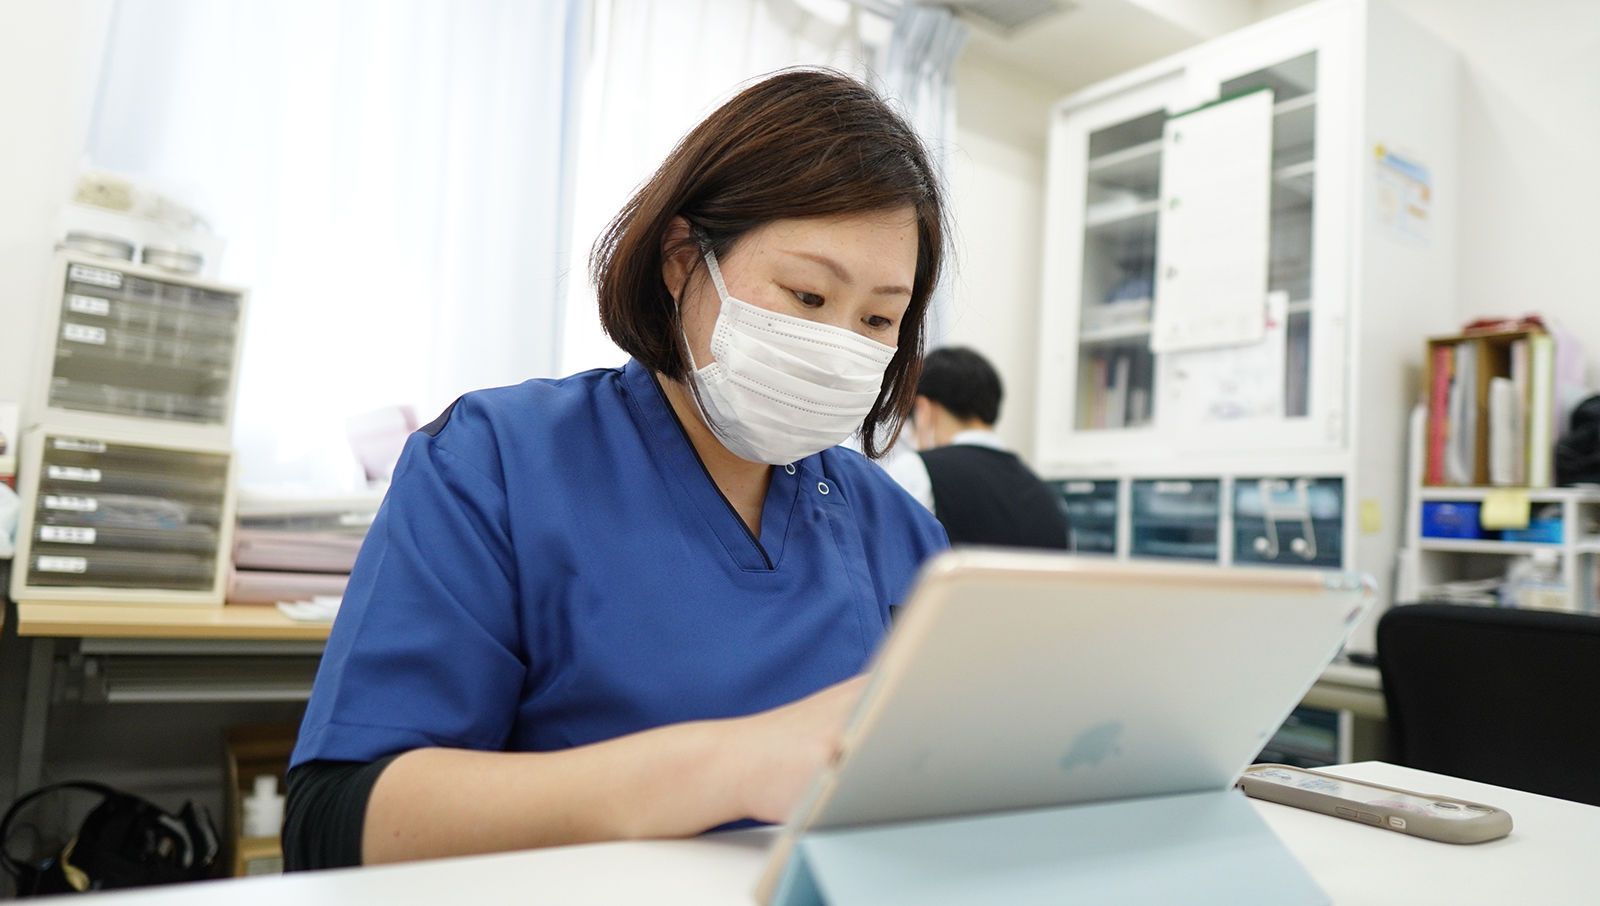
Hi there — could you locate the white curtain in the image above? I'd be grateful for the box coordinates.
[558,0,887,375]
[86,0,581,493]
[874,3,967,348]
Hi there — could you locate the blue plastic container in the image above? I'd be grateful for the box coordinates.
[1501,518,1562,544]
[1421,501,1484,539]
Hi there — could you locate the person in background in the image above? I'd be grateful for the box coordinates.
[886,347,1070,549]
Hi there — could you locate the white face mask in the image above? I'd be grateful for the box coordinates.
[681,248,898,465]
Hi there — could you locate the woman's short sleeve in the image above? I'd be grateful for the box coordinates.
[291,400,527,765]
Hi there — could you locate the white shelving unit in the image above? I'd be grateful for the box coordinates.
[1397,407,1600,613]
[1034,0,1463,651]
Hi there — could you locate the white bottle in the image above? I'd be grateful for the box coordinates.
[1502,550,1567,611]
[242,774,286,838]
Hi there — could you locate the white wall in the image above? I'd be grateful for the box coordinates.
[944,56,1055,460]
[1382,0,1600,384]
[0,0,114,412]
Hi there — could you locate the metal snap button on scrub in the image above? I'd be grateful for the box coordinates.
[817,482,829,495]
[785,464,796,475]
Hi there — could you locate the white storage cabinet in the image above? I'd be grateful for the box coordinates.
[1034,0,1461,649]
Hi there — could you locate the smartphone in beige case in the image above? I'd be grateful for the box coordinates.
[1240,764,1513,844]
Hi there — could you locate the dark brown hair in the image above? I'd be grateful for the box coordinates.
[591,68,946,458]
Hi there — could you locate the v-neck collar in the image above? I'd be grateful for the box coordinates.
[621,360,801,572]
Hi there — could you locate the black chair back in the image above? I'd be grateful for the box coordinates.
[1377,603,1600,806]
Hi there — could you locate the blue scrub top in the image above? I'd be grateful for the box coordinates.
[292,359,948,766]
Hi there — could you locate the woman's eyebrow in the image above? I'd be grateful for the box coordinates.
[783,249,911,296]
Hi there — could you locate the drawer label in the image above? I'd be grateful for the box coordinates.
[43,495,99,512]
[47,465,102,482]
[54,438,108,453]
[1153,481,1194,494]
[68,264,123,288]
[40,525,96,545]
[63,323,107,345]
[67,294,111,316]
[36,555,88,573]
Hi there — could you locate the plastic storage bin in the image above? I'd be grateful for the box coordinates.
[1420,501,1483,539]
[1232,477,1343,568]
[9,426,236,604]
[34,253,247,442]
[1131,479,1219,561]
[1501,518,1562,544]
[1050,479,1118,554]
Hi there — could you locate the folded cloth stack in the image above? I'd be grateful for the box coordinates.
[227,531,359,602]
[228,491,382,618]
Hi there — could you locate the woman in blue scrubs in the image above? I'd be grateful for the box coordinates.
[284,69,949,868]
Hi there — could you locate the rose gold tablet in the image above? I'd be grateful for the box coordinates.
[757,549,1373,901]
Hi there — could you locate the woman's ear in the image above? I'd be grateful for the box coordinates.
[912,396,936,450]
[660,216,697,304]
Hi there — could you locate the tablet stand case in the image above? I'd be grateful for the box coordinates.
[770,788,1329,906]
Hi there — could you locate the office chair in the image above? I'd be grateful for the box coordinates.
[1377,603,1600,806]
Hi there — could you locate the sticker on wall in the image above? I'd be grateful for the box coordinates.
[1373,144,1431,243]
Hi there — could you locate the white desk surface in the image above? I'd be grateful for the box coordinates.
[91,762,1598,905]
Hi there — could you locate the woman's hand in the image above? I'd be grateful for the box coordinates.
[362,675,870,864]
[727,674,869,824]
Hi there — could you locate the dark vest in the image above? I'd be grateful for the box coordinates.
[918,445,1070,549]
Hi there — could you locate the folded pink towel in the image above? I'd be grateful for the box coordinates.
[227,569,349,605]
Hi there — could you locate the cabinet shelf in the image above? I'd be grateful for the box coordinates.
[1080,323,1152,344]
[1273,93,1316,116]
[1085,199,1160,229]
[1418,538,1562,555]
[1417,486,1600,504]
[1274,159,1316,195]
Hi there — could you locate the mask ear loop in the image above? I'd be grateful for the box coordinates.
[701,247,734,304]
[672,236,738,449]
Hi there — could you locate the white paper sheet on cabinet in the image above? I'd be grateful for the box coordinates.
[1150,88,1274,354]
[1157,292,1287,428]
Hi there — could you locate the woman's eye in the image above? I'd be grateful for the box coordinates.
[866,315,894,330]
[792,290,824,308]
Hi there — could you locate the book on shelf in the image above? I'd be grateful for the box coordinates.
[1510,338,1529,485]
[1444,341,1476,485]
[1081,354,1135,430]
[1528,333,1555,487]
[1425,344,1451,485]
[1487,376,1515,486]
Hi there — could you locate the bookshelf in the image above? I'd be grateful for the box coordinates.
[1422,327,1557,488]
[1034,0,1462,652]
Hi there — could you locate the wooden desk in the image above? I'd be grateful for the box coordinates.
[67,762,1600,905]
[10,602,329,796]
[15,602,333,641]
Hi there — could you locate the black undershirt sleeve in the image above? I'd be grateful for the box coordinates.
[282,754,402,871]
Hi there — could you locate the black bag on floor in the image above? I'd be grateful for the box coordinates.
[0,781,218,896]
[1556,394,1600,487]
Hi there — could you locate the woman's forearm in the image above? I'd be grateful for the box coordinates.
[362,675,864,864]
[362,718,750,864]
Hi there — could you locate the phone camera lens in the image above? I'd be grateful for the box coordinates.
[1433,802,1460,809]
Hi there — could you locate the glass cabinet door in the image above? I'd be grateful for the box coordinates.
[1219,52,1318,419]
[1076,111,1164,430]
[1072,52,1318,433]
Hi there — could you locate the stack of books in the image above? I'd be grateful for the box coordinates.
[1079,353,1150,429]
[1424,324,1556,487]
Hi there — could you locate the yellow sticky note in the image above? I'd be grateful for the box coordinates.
[1359,499,1382,535]
[1480,489,1531,530]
